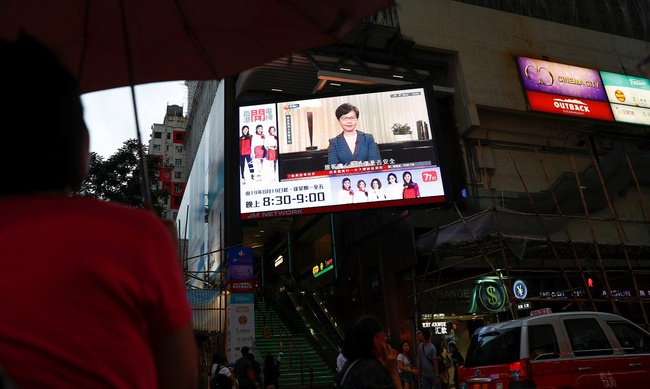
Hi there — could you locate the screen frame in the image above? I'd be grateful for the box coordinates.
[236,83,451,220]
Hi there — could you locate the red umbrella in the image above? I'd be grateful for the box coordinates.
[0,0,393,206]
[0,0,393,94]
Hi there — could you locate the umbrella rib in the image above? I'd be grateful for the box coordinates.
[171,0,221,80]
[118,0,153,210]
[77,0,91,81]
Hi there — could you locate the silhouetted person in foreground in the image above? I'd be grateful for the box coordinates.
[0,33,197,388]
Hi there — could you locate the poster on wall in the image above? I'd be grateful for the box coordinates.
[238,86,447,220]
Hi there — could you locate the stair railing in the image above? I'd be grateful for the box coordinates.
[298,352,315,387]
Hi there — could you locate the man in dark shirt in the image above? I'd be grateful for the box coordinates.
[234,347,256,389]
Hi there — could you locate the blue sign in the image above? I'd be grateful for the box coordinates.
[513,280,528,299]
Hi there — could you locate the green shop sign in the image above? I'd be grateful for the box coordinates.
[476,280,506,312]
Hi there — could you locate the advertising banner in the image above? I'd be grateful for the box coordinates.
[226,247,254,365]
[517,56,607,101]
[517,56,650,127]
[600,71,650,125]
[600,71,650,108]
[525,90,614,121]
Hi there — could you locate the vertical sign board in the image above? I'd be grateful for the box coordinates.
[226,247,255,365]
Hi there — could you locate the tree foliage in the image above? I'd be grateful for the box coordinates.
[77,139,170,217]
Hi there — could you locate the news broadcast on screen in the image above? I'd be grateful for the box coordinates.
[238,86,447,220]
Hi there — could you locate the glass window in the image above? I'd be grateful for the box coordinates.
[465,327,521,367]
[528,324,560,360]
[166,133,171,139]
[175,171,182,179]
[153,144,161,152]
[175,159,182,166]
[154,132,162,139]
[564,319,613,356]
[608,321,650,354]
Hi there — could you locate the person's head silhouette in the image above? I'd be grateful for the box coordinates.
[1,33,88,196]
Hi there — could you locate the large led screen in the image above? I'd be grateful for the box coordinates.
[238,87,446,219]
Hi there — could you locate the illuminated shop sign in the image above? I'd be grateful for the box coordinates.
[477,280,506,312]
[610,104,650,125]
[600,71,650,125]
[538,288,637,299]
[525,91,614,121]
[312,258,334,278]
[513,280,528,299]
[517,302,531,310]
[421,321,448,335]
[517,56,607,101]
[600,71,650,107]
[517,56,650,126]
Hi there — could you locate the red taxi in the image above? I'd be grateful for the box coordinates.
[458,311,650,389]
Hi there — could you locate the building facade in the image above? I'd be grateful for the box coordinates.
[148,104,188,221]
[178,0,650,356]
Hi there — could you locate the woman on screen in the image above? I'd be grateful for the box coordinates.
[338,178,354,204]
[251,124,265,181]
[368,178,385,201]
[240,125,254,184]
[402,171,420,199]
[354,180,369,203]
[327,103,381,167]
[265,126,278,177]
[385,173,402,200]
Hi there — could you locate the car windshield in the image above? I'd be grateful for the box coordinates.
[464,326,521,367]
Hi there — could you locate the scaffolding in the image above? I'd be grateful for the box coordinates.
[415,145,650,329]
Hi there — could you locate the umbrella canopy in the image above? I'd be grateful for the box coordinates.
[0,0,392,207]
[0,0,393,94]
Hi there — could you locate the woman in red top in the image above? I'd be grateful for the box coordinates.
[240,125,254,183]
[402,171,420,199]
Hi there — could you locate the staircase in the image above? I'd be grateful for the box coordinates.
[254,299,336,388]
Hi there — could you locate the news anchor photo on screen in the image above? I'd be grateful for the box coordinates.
[327,103,381,167]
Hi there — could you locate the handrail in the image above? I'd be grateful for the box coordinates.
[287,291,339,356]
[311,291,345,341]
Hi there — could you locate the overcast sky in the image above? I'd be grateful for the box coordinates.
[81,81,188,158]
